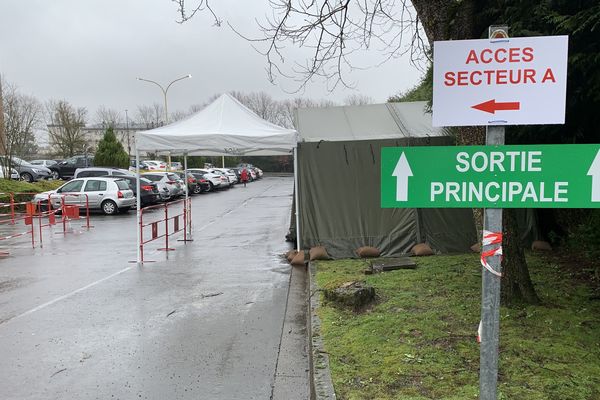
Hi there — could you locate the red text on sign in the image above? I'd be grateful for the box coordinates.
[465,47,534,64]
[444,68,556,87]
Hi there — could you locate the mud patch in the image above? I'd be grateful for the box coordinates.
[0,277,31,293]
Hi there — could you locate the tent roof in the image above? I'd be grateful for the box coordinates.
[296,101,444,142]
[136,93,297,156]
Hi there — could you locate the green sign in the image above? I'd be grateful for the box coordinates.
[381,144,600,208]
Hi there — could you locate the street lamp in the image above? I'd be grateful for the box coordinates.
[136,74,191,170]
[136,74,192,125]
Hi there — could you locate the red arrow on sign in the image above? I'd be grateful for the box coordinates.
[471,99,521,114]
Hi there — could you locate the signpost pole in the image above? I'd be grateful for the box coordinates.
[480,126,504,400]
[480,25,508,400]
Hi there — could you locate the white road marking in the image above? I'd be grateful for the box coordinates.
[3,266,132,326]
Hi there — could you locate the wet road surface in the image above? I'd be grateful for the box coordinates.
[0,176,308,399]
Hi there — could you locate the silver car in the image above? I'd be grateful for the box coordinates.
[34,177,135,215]
[141,172,184,200]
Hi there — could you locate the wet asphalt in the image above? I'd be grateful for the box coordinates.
[0,175,309,400]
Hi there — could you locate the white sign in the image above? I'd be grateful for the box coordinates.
[432,35,568,127]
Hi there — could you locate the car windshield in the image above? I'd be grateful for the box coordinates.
[140,178,153,185]
[12,157,33,166]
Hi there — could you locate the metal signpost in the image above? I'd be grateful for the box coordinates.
[382,27,578,399]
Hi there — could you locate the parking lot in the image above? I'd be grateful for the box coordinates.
[0,175,307,400]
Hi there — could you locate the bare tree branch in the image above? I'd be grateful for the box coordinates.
[172,0,222,25]
[174,0,429,93]
[46,99,88,157]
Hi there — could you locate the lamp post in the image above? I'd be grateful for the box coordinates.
[125,109,131,159]
[136,74,191,168]
[136,74,191,124]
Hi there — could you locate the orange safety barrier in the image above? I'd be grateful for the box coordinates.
[0,191,96,256]
[138,198,192,263]
[58,193,92,234]
[0,193,58,254]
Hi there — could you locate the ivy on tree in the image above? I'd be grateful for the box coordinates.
[93,127,129,168]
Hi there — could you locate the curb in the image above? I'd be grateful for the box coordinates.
[308,261,337,400]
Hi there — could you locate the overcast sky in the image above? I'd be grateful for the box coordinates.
[0,0,425,122]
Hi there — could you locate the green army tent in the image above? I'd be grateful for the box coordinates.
[293,101,479,258]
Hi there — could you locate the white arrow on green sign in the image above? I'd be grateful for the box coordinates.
[381,144,600,208]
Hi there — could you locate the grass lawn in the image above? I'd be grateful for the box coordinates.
[314,253,600,400]
[0,178,64,195]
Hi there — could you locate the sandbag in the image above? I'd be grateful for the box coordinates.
[356,246,380,258]
[412,243,434,256]
[290,251,306,266]
[309,246,330,261]
[286,250,298,262]
[531,240,552,251]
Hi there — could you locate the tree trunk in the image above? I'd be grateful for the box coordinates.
[0,76,5,156]
[412,0,540,306]
[501,209,540,305]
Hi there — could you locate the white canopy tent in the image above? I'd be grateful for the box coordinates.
[136,93,297,156]
[134,93,299,264]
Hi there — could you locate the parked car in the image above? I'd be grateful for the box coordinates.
[101,175,160,207]
[187,169,222,192]
[213,168,238,185]
[0,167,20,180]
[3,156,52,182]
[49,155,93,179]
[141,172,184,200]
[74,167,133,179]
[129,160,150,171]
[169,161,183,171]
[173,172,198,194]
[142,160,167,171]
[207,168,232,188]
[29,159,58,168]
[33,177,135,215]
[189,172,211,193]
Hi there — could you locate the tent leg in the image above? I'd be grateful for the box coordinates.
[294,146,301,251]
[136,147,142,265]
[184,153,192,240]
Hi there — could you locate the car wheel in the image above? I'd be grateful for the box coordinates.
[51,170,60,180]
[207,182,214,192]
[101,200,118,215]
[20,172,34,182]
[193,185,202,194]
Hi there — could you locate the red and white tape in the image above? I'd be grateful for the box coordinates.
[481,230,502,277]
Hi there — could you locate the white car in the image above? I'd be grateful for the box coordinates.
[213,168,238,185]
[206,169,231,188]
[0,167,20,180]
[143,160,167,171]
[187,168,222,192]
[34,177,135,215]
